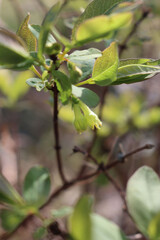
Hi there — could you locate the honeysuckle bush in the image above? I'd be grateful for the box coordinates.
[0,0,160,239]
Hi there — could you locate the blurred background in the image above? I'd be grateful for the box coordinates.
[0,0,160,239]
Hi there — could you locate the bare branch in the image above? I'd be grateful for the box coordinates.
[53,85,67,184]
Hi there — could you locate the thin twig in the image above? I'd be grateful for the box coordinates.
[120,144,154,160]
[74,144,154,170]
[103,171,126,206]
[102,170,134,220]
[53,85,67,184]
[105,144,154,169]
[73,146,98,165]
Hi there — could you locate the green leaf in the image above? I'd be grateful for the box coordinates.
[69,196,93,240]
[0,174,24,206]
[29,24,56,47]
[26,78,45,91]
[68,48,102,61]
[23,166,51,207]
[38,0,65,59]
[33,226,47,240]
[88,42,118,86]
[17,13,37,52]
[148,213,160,240]
[146,59,160,66]
[72,0,127,39]
[126,166,160,237]
[74,13,132,45]
[119,58,151,67]
[72,85,99,108]
[91,214,127,240]
[0,209,25,232]
[113,64,160,85]
[53,70,72,104]
[0,28,33,69]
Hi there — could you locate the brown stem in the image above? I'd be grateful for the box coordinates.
[105,144,154,169]
[73,146,98,165]
[102,170,134,220]
[53,85,66,184]
[103,171,126,206]
[121,144,154,159]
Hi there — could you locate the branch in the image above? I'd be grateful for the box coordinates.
[106,144,154,170]
[103,170,126,206]
[121,144,154,159]
[53,85,67,184]
[102,169,135,221]
[73,146,98,165]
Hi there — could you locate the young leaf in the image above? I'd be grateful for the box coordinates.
[38,0,65,59]
[91,214,128,240]
[88,42,118,86]
[112,64,160,85]
[26,78,45,91]
[72,85,99,108]
[68,48,102,61]
[0,28,33,69]
[0,174,24,206]
[53,70,72,104]
[119,58,151,67]
[126,166,160,237]
[17,13,37,52]
[29,24,56,47]
[23,166,51,207]
[74,13,132,45]
[0,209,25,232]
[69,196,93,240]
[72,0,127,39]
